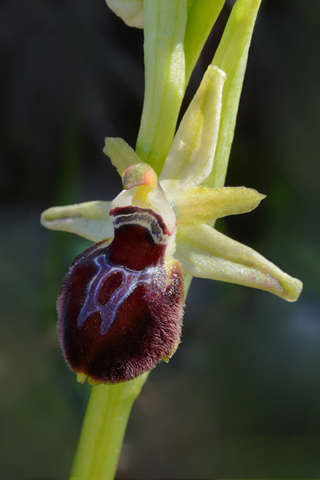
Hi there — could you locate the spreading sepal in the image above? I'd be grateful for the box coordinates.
[40,201,113,242]
[176,224,302,302]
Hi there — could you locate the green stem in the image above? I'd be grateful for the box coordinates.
[136,0,187,174]
[70,373,148,480]
[70,280,193,480]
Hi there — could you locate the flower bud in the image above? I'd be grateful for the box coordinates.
[105,0,143,28]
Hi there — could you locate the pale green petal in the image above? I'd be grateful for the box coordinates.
[176,224,303,302]
[160,65,226,187]
[135,0,187,174]
[105,0,143,28]
[41,201,113,242]
[204,0,262,188]
[104,137,142,177]
[169,185,265,225]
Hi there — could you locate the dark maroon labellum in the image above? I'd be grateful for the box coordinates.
[57,208,184,384]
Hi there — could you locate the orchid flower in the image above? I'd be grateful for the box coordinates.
[40,1,303,477]
[41,64,302,386]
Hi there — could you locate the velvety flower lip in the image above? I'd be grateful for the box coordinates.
[41,64,303,303]
[55,161,186,385]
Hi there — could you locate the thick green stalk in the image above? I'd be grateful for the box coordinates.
[136,0,187,174]
[70,373,148,480]
[70,279,193,480]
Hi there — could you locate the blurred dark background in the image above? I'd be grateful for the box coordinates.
[1,0,320,478]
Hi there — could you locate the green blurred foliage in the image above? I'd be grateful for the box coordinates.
[1,0,320,478]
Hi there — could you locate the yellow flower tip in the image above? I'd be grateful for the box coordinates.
[102,137,114,156]
[76,372,87,384]
[40,206,64,229]
[220,187,266,216]
[40,208,51,226]
[282,276,303,302]
[258,269,303,302]
[76,372,103,386]
[122,163,158,190]
[88,377,103,386]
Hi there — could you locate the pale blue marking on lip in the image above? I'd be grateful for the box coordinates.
[77,252,161,335]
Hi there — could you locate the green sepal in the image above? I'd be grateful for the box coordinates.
[176,224,303,302]
[40,201,113,242]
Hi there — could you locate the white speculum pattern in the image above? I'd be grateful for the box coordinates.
[77,253,161,335]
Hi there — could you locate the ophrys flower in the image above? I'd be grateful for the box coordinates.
[41,66,302,385]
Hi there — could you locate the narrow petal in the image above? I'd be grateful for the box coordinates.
[103,137,142,177]
[160,65,226,187]
[41,201,113,242]
[168,185,265,225]
[175,224,303,302]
